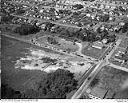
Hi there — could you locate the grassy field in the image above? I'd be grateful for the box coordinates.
[37,36,79,52]
[1,36,47,92]
[81,43,107,59]
[91,66,128,94]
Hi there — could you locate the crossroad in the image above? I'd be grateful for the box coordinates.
[71,34,128,99]
[71,59,106,99]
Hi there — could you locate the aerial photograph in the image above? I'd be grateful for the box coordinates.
[0,0,128,99]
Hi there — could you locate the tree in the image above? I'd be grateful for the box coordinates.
[1,84,22,99]
[14,24,40,35]
[122,22,128,33]
[90,78,99,88]
[23,69,78,99]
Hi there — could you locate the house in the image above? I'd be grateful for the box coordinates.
[89,87,108,99]
[92,41,103,49]
[102,39,108,44]
[39,24,46,29]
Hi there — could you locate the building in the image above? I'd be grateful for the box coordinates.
[92,41,103,49]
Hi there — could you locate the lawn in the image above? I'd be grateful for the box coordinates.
[37,36,79,52]
[81,43,107,59]
[92,66,128,93]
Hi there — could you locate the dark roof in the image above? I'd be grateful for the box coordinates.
[90,87,107,99]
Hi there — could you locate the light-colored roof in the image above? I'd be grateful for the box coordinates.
[92,41,103,49]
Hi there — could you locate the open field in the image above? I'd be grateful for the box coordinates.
[81,43,108,59]
[97,66,128,92]
[15,47,92,80]
[36,36,79,52]
[1,35,92,93]
[1,36,48,92]
[88,66,128,99]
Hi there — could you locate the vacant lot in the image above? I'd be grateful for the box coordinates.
[15,47,91,80]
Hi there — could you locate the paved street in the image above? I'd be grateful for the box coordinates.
[71,59,106,99]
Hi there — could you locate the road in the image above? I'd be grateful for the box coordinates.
[108,63,128,72]
[71,59,106,99]
[1,33,95,63]
[106,37,122,61]
[6,0,128,31]
[71,35,126,99]
[8,0,113,30]
[77,64,96,87]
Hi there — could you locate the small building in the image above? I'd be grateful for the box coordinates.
[89,87,108,99]
[92,41,103,49]
[102,39,108,44]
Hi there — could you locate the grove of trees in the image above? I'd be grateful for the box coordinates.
[1,69,78,99]
[14,24,40,35]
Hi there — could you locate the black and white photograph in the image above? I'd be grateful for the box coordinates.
[0,0,128,101]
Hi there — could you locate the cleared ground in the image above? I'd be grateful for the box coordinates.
[15,48,91,80]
